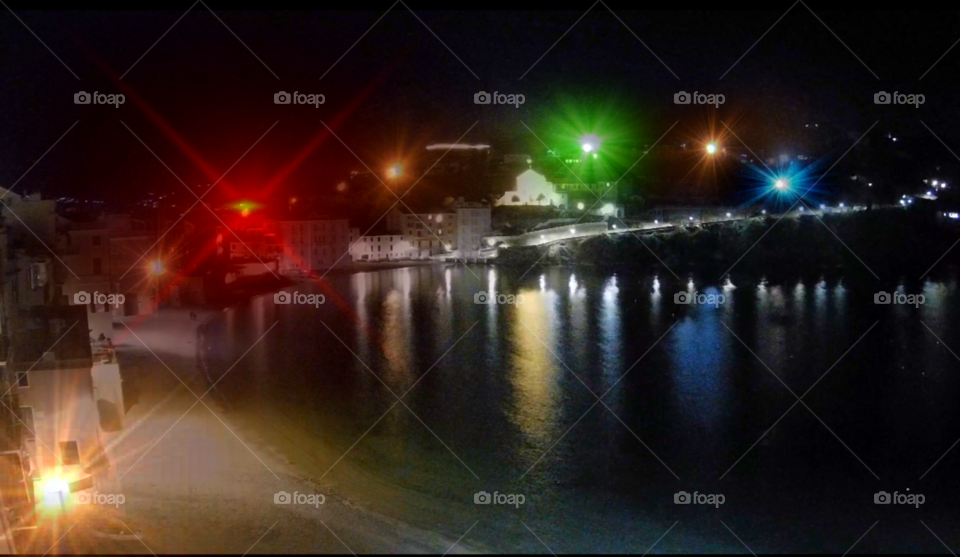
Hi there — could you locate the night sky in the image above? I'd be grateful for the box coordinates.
[3,4,959,205]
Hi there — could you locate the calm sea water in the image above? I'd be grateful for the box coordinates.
[199,265,960,553]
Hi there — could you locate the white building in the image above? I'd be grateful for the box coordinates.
[495,169,568,208]
[348,232,416,261]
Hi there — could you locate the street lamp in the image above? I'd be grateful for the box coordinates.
[387,164,402,179]
[706,143,717,155]
[580,134,600,154]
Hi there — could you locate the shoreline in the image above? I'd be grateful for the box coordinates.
[110,306,486,553]
[191,265,745,554]
[194,267,495,552]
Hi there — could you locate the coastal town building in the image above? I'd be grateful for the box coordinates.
[347,233,417,262]
[63,214,195,320]
[222,226,282,263]
[495,169,568,208]
[453,201,492,258]
[386,198,492,258]
[5,305,120,526]
[264,218,350,273]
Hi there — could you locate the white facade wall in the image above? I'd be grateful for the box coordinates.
[348,235,416,262]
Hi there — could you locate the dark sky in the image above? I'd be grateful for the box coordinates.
[3,5,959,205]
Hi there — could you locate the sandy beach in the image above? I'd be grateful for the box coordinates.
[105,307,484,554]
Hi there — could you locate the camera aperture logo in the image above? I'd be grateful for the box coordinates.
[74,91,125,108]
[474,491,525,508]
[74,491,125,508]
[674,290,725,307]
[874,490,924,508]
[274,91,325,107]
[674,91,725,108]
[474,91,525,108]
[74,290,125,308]
[674,491,725,508]
[474,290,524,307]
[274,290,325,307]
[274,491,325,508]
[874,291,924,307]
[874,91,924,108]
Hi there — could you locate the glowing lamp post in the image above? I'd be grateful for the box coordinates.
[41,477,69,513]
[579,134,600,155]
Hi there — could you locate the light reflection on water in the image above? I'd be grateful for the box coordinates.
[203,265,960,523]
